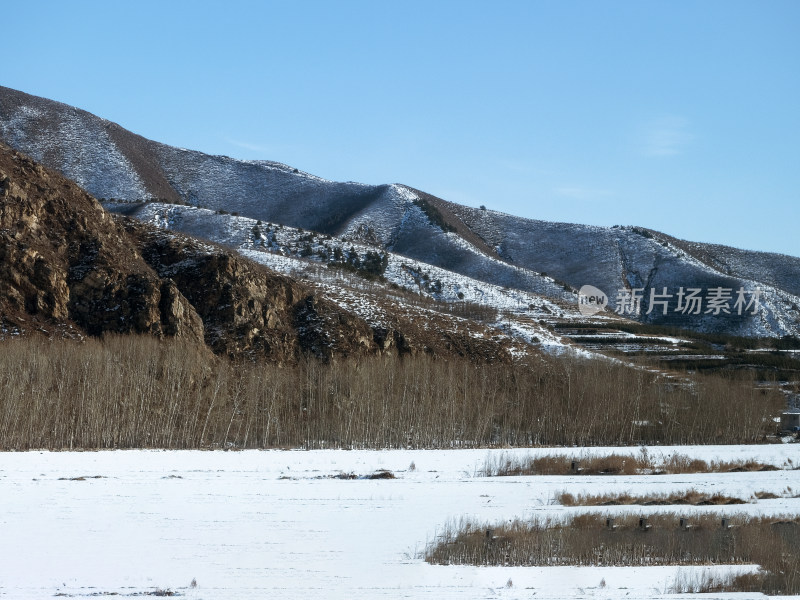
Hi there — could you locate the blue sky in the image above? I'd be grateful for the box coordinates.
[5,1,799,256]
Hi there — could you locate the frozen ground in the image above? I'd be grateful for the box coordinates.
[1,446,799,599]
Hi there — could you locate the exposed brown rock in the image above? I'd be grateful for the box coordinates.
[123,219,377,361]
[0,141,203,341]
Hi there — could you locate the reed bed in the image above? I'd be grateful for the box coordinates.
[556,489,751,506]
[0,335,783,450]
[480,452,784,477]
[424,512,800,594]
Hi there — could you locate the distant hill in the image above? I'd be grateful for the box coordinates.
[1,141,523,362]
[2,85,798,338]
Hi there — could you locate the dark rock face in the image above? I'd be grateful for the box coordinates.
[0,142,204,342]
[122,219,512,362]
[124,220,377,361]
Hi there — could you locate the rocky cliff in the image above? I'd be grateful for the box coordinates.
[0,141,204,342]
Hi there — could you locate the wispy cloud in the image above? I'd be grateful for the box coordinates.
[225,138,272,154]
[642,116,694,157]
[554,186,614,201]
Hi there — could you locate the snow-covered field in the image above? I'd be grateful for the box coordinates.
[2,446,799,600]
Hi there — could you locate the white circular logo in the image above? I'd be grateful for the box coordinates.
[578,285,608,317]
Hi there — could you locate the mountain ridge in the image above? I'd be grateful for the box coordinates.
[1,140,525,362]
[1,84,798,338]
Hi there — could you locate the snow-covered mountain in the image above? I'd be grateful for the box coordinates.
[2,85,798,338]
[3,139,561,362]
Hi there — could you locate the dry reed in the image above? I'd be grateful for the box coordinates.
[424,512,800,594]
[481,452,784,477]
[556,489,750,506]
[0,335,783,450]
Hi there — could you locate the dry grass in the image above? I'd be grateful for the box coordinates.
[326,470,395,480]
[557,489,750,506]
[0,335,784,450]
[755,491,781,500]
[424,512,800,594]
[481,452,784,477]
[662,454,780,474]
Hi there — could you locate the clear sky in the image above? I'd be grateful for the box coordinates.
[4,1,799,256]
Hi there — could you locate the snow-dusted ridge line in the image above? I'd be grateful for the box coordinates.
[120,201,578,317]
[119,200,601,353]
[115,200,800,341]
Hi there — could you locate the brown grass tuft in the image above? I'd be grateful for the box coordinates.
[482,452,784,477]
[557,489,751,506]
[424,512,800,594]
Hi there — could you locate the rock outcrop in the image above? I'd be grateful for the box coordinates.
[123,219,377,361]
[0,141,204,342]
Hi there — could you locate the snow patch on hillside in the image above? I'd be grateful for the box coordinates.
[0,103,149,200]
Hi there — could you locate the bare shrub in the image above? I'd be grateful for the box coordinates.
[755,491,780,500]
[664,455,778,474]
[670,569,736,594]
[661,454,710,474]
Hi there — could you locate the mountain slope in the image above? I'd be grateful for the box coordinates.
[0,142,524,362]
[2,85,798,338]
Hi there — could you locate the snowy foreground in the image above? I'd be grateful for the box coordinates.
[2,446,799,600]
